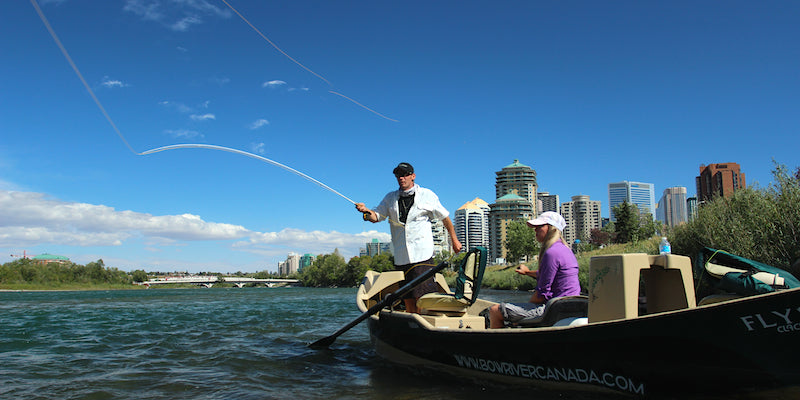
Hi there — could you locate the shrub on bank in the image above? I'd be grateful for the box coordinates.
[671,163,800,276]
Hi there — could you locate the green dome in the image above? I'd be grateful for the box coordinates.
[32,253,69,261]
[504,159,530,169]
[496,193,526,201]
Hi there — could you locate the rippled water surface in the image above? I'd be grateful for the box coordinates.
[0,287,611,399]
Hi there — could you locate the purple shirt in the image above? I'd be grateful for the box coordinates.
[536,241,581,301]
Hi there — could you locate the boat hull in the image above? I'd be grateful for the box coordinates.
[366,288,800,397]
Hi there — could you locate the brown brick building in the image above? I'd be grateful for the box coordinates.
[696,163,746,203]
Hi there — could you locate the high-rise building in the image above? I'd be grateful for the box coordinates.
[363,238,392,257]
[489,194,535,263]
[432,218,451,255]
[561,195,602,246]
[299,253,315,272]
[537,192,560,214]
[490,160,538,262]
[656,187,688,228]
[279,252,301,276]
[687,197,698,222]
[608,181,656,221]
[495,159,537,214]
[696,163,746,203]
[454,198,490,253]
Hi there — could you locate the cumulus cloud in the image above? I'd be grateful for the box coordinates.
[262,80,287,88]
[0,189,387,269]
[190,113,216,121]
[0,190,250,247]
[234,228,390,258]
[249,119,269,130]
[249,142,266,155]
[165,129,204,139]
[170,15,202,32]
[124,0,231,32]
[101,76,129,88]
[159,100,194,114]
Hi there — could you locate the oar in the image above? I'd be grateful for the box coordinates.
[308,261,449,349]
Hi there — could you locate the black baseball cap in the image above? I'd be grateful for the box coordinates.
[393,162,414,177]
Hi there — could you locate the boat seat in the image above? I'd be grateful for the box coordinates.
[417,246,487,316]
[514,295,589,328]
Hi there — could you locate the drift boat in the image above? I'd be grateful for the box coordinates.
[355,247,800,397]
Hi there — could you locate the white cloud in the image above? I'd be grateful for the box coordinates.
[101,76,129,88]
[0,190,386,270]
[0,190,250,247]
[123,0,163,22]
[190,113,215,121]
[123,0,231,32]
[262,80,287,88]
[249,119,269,130]
[234,228,390,258]
[249,142,266,154]
[165,129,204,139]
[288,87,310,92]
[159,100,194,114]
[170,15,202,32]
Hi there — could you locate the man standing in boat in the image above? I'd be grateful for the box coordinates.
[356,162,462,313]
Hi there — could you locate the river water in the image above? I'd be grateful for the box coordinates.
[0,287,624,399]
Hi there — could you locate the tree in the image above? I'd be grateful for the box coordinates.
[589,228,612,247]
[504,219,538,263]
[345,256,372,286]
[612,202,641,243]
[369,253,395,272]
[299,252,349,287]
[638,213,661,240]
[130,270,148,283]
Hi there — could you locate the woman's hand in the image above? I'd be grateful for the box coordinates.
[516,264,539,278]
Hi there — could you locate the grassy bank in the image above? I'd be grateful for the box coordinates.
[0,283,146,291]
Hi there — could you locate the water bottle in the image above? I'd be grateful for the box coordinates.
[659,237,671,255]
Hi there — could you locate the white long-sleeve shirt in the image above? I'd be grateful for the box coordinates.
[373,184,449,265]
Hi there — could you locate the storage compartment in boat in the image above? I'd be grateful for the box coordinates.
[588,253,696,323]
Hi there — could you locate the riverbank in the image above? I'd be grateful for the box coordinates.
[2,240,662,292]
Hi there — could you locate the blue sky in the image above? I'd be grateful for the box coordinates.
[1,0,798,273]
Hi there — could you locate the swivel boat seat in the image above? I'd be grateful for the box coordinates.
[416,246,487,316]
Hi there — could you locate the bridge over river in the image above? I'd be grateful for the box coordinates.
[137,276,300,288]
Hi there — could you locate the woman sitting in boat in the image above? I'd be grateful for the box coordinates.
[488,211,581,328]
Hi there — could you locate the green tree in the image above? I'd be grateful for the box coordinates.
[299,252,349,287]
[369,252,395,272]
[345,255,372,286]
[638,213,661,240]
[131,270,148,282]
[504,219,538,263]
[612,202,641,243]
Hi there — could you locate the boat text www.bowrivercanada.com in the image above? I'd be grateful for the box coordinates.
[452,354,645,395]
